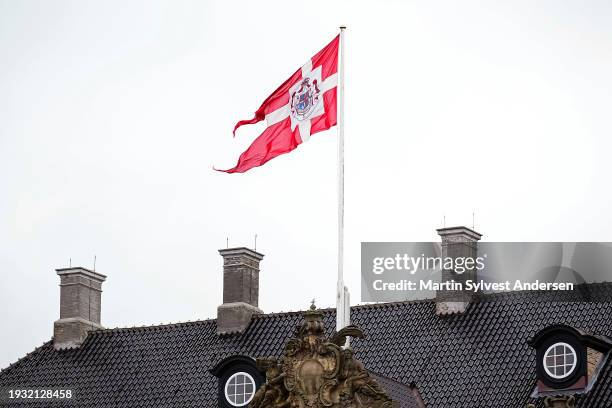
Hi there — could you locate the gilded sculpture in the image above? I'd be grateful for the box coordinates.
[250,304,393,408]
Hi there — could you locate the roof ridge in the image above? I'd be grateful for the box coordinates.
[252,307,334,319]
[76,281,612,333]
[92,317,217,335]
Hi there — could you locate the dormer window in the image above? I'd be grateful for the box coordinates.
[543,342,577,380]
[528,324,612,398]
[210,355,264,408]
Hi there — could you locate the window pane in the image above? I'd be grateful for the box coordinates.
[225,371,256,407]
[543,342,577,380]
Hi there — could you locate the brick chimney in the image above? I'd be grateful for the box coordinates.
[53,267,106,349]
[436,226,482,315]
[217,247,264,334]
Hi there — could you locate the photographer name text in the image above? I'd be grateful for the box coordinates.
[372,279,574,292]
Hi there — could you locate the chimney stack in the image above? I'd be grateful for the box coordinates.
[53,267,106,349]
[436,226,482,315]
[217,247,264,334]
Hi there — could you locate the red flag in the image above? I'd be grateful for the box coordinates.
[217,35,339,173]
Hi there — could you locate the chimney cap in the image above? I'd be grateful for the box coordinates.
[218,247,264,260]
[55,266,107,281]
[436,226,482,240]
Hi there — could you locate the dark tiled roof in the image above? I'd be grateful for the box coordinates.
[1,283,612,407]
[369,372,424,408]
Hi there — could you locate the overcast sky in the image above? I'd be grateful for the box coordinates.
[1,0,612,368]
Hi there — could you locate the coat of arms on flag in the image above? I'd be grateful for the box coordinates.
[291,77,321,121]
[216,35,339,173]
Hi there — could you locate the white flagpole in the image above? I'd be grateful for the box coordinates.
[336,26,347,333]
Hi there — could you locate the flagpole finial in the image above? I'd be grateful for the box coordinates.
[339,25,346,30]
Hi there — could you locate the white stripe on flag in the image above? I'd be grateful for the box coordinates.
[321,73,338,92]
[265,105,290,126]
[298,119,311,143]
[301,60,313,77]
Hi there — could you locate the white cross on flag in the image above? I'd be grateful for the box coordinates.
[217,35,339,173]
